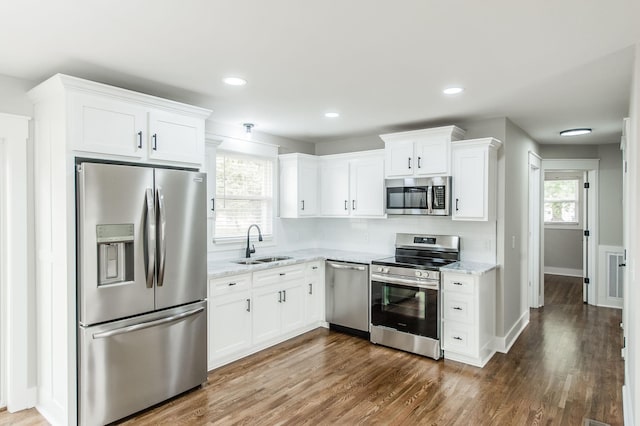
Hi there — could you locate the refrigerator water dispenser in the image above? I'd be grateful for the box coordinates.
[97,224,134,286]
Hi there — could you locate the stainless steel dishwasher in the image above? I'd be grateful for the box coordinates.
[325,260,370,338]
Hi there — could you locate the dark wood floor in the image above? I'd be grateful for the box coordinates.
[0,274,623,425]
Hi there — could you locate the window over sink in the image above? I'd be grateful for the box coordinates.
[214,150,274,241]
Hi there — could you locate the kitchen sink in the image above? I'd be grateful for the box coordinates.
[233,256,292,265]
[255,256,292,263]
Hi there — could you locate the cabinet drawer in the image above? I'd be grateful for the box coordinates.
[443,293,475,323]
[306,261,322,277]
[253,264,305,288]
[209,273,251,296]
[443,274,475,294]
[443,321,477,356]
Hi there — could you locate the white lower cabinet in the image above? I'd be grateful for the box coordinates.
[441,270,496,367]
[208,261,325,369]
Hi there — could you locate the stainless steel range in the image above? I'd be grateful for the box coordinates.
[370,233,460,359]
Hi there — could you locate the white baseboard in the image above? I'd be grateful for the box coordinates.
[623,384,633,426]
[544,266,582,277]
[494,310,530,353]
[7,386,37,412]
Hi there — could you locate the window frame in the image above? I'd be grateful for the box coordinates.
[543,172,583,230]
[212,149,277,246]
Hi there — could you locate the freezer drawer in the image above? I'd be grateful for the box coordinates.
[78,301,207,426]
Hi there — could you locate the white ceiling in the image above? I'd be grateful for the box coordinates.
[1,0,639,145]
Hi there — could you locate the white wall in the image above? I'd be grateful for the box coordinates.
[544,229,583,270]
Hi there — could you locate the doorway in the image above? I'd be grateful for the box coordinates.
[538,159,599,306]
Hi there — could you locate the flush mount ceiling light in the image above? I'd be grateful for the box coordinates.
[243,123,254,139]
[324,112,340,118]
[443,87,464,95]
[560,128,592,137]
[222,77,247,86]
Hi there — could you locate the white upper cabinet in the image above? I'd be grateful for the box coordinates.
[319,150,385,218]
[451,138,502,221]
[319,158,350,216]
[35,74,211,167]
[279,154,318,218]
[380,125,465,178]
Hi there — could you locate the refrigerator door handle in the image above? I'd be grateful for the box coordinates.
[156,186,167,287]
[145,188,156,289]
[92,307,205,339]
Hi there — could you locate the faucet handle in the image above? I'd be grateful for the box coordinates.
[250,244,256,254]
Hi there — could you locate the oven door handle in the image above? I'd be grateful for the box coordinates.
[371,273,439,290]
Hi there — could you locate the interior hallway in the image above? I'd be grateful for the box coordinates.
[0,275,623,425]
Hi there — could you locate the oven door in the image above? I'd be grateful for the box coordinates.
[371,276,439,339]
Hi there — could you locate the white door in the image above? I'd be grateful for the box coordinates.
[320,159,350,216]
[148,110,203,165]
[452,147,486,220]
[209,292,252,361]
[252,286,282,344]
[415,138,448,176]
[298,157,318,216]
[280,282,305,333]
[70,92,147,159]
[385,141,414,177]
[350,156,385,217]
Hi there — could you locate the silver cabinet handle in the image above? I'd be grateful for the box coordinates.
[301,200,305,211]
[283,289,286,302]
[93,307,204,339]
[408,157,411,169]
[455,198,459,212]
[312,266,318,270]
[453,336,463,341]
[228,282,237,286]
[211,198,215,212]
[453,306,463,311]
[352,200,356,210]
[156,186,167,287]
[308,283,313,295]
[453,282,463,286]
[137,131,143,149]
[152,133,158,150]
[344,200,348,210]
[145,188,155,289]
[278,291,282,303]
[279,272,286,276]
[246,299,251,312]
[417,156,422,168]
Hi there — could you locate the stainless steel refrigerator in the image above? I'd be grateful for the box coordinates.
[76,161,207,426]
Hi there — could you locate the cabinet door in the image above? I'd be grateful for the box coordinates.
[209,292,252,362]
[70,92,147,158]
[452,147,487,220]
[252,287,282,344]
[385,140,414,177]
[148,110,204,166]
[320,159,350,216]
[350,156,385,217]
[298,158,318,216]
[280,283,305,333]
[415,138,449,176]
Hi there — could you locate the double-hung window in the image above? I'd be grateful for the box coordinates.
[543,175,581,226]
[214,151,274,242]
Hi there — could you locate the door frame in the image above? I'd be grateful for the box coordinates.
[540,158,599,305]
[528,152,542,308]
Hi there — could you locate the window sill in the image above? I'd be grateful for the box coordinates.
[544,223,583,231]
[211,235,275,252]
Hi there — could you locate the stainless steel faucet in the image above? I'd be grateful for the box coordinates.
[245,224,263,258]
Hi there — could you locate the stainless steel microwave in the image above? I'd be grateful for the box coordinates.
[385,177,451,216]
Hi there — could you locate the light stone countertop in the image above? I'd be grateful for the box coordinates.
[208,248,391,279]
[440,261,498,276]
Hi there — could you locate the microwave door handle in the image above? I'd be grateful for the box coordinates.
[156,186,167,287]
[427,186,433,214]
[145,188,155,289]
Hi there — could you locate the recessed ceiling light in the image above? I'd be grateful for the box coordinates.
[560,128,592,137]
[443,87,464,95]
[223,77,247,86]
[325,112,340,118]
